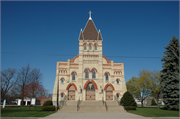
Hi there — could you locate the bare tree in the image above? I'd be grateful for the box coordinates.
[1,68,17,102]
[16,65,31,106]
[28,68,43,97]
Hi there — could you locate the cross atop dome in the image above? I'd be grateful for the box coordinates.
[88,11,93,20]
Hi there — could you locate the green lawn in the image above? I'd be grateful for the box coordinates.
[1,106,56,117]
[127,107,179,117]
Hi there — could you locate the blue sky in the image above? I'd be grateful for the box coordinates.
[1,1,179,94]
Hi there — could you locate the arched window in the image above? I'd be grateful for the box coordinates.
[61,78,64,84]
[117,79,119,84]
[95,44,97,50]
[117,93,119,98]
[61,93,64,98]
[85,69,89,79]
[91,85,95,90]
[92,69,96,79]
[72,72,76,81]
[86,84,90,90]
[106,73,109,81]
[84,43,86,50]
[89,43,92,50]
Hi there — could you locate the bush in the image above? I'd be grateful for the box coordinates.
[42,106,55,111]
[151,98,157,106]
[120,91,137,107]
[43,100,53,106]
[124,106,136,110]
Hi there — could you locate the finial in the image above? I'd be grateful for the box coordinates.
[99,29,100,32]
[88,11,93,20]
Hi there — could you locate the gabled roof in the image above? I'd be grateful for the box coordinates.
[79,18,102,41]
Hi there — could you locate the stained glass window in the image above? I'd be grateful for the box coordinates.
[92,69,96,79]
[85,69,89,78]
[106,73,109,81]
[61,78,64,83]
[61,93,64,98]
[95,44,97,50]
[117,79,119,84]
[84,43,86,50]
[72,72,75,81]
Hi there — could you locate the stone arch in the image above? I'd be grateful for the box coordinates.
[104,83,115,91]
[60,92,65,95]
[71,71,77,75]
[90,68,98,73]
[60,77,65,81]
[83,80,98,90]
[66,83,77,90]
[104,72,110,76]
[84,68,91,72]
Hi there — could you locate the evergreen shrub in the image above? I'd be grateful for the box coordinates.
[43,100,53,107]
[151,98,157,106]
[120,91,137,107]
[42,106,55,111]
[124,106,136,110]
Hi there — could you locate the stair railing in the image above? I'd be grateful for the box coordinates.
[77,98,81,111]
[105,101,108,111]
[102,97,104,105]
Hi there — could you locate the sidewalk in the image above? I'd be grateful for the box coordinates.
[37,112,179,119]
[1,112,179,119]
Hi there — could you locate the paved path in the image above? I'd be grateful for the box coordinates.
[37,112,179,119]
[1,112,179,119]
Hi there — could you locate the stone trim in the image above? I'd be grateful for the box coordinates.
[83,80,98,90]
[104,83,115,91]
[66,83,77,91]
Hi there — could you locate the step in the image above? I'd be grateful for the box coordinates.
[106,101,120,106]
[107,106,126,112]
[65,101,77,106]
[59,106,77,112]
[78,106,106,112]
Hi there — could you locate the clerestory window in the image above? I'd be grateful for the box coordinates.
[95,44,97,50]
[72,72,76,81]
[84,43,86,50]
[92,69,96,79]
[85,69,89,79]
[106,73,109,81]
[89,43,92,50]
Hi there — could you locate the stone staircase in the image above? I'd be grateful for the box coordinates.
[59,101,77,112]
[58,100,125,112]
[78,101,106,112]
[106,101,126,112]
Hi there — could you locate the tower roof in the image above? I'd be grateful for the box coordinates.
[79,11,103,41]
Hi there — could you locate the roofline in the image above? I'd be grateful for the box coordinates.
[82,18,98,34]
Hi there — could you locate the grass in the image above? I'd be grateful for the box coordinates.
[1,106,56,117]
[127,107,179,117]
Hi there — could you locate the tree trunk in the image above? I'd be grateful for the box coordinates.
[141,100,144,108]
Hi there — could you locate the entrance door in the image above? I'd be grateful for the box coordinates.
[86,83,95,100]
[68,85,75,100]
[106,85,113,100]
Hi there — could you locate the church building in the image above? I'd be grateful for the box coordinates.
[52,11,127,104]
